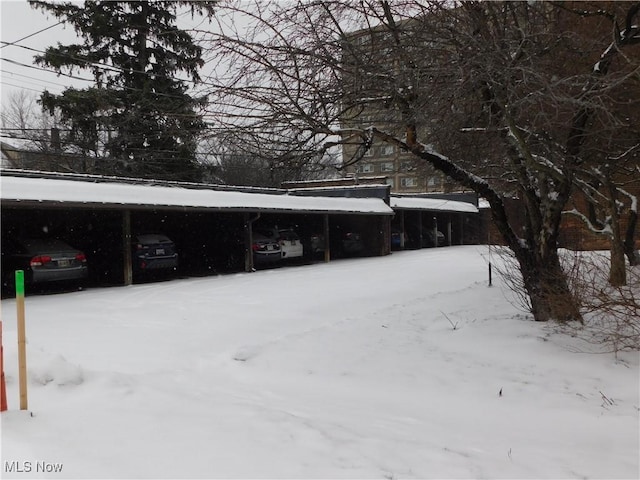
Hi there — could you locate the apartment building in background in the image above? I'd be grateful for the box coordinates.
[338,16,467,195]
[337,9,638,253]
[343,140,459,194]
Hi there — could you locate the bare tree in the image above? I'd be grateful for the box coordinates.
[199,1,640,322]
[199,131,341,188]
[1,91,60,153]
[0,90,101,172]
[562,20,640,286]
[567,159,639,286]
[562,250,640,354]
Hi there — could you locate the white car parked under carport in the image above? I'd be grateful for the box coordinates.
[277,229,304,259]
[259,228,304,260]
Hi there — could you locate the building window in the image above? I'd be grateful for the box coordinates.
[363,147,373,157]
[385,177,395,188]
[354,34,368,46]
[380,144,395,156]
[380,162,394,172]
[427,176,438,187]
[356,163,374,173]
[401,161,416,172]
[400,177,418,188]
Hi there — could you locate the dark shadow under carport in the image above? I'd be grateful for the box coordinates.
[391,207,480,250]
[1,172,396,288]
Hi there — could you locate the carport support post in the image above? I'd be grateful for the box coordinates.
[323,214,330,263]
[122,210,133,286]
[447,217,452,246]
[381,215,391,255]
[400,210,406,249]
[244,213,256,272]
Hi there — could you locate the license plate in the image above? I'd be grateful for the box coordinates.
[156,248,165,255]
[57,259,71,267]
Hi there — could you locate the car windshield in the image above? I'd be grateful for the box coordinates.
[256,230,276,238]
[253,234,273,242]
[279,230,299,241]
[22,238,75,252]
[137,234,172,244]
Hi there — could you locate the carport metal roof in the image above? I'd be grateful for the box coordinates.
[390,196,478,213]
[0,174,394,215]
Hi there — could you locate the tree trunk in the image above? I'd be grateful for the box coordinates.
[607,180,627,286]
[518,250,583,322]
[609,235,627,287]
[402,139,583,323]
[624,208,639,266]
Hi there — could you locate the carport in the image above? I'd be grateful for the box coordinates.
[390,196,480,249]
[1,171,394,286]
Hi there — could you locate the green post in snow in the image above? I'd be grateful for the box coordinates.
[15,270,24,296]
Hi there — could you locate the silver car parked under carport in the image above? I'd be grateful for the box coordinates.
[1,237,88,290]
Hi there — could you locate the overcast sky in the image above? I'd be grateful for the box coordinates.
[1,0,87,104]
[0,0,221,107]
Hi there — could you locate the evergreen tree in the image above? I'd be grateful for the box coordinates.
[30,1,216,181]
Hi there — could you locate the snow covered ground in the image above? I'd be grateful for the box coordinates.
[1,246,638,479]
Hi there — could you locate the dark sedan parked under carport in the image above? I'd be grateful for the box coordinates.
[132,233,179,274]
[1,237,89,291]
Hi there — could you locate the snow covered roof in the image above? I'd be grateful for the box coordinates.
[478,198,491,209]
[0,174,394,215]
[390,196,478,213]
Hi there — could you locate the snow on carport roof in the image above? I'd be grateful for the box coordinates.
[0,174,394,215]
[391,196,478,213]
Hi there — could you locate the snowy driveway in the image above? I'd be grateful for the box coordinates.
[1,247,638,479]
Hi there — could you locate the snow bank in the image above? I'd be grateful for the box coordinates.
[1,247,638,479]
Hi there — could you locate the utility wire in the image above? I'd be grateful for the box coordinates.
[1,17,222,161]
[1,72,66,94]
[0,21,64,49]
[2,57,95,83]
[2,69,69,89]
[1,55,213,103]
[1,56,211,106]
[0,81,47,94]
[3,40,201,88]
[2,38,226,96]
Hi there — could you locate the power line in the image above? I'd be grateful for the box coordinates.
[1,54,215,103]
[0,17,230,106]
[0,131,211,153]
[2,57,95,83]
[0,21,64,50]
[1,15,220,158]
[3,37,205,89]
[1,56,209,104]
[2,69,78,90]
[0,81,47,94]
[1,76,65,96]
